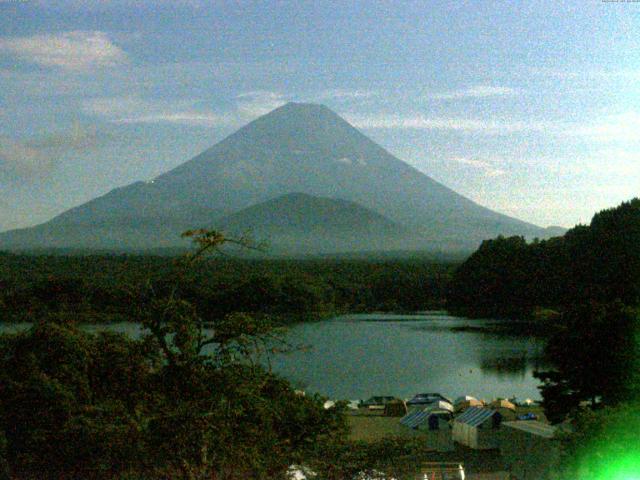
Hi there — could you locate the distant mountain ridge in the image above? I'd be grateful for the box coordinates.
[0,102,557,253]
[217,192,413,254]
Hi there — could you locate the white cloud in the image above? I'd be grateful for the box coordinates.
[528,67,640,82]
[235,90,287,119]
[452,157,507,177]
[82,95,231,127]
[116,112,226,127]
[582,148,640,177]
[235,90,284,100]
[427,85,519,100]
[83,92,289,128]
[335,157,353,165]
[316,89,377,101]
[569,112,640,143]
[346,112,555,135]
[348,110,640,142]
[0,31,127,70]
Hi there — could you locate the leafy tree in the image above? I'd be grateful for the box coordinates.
[0,230,348,479]
[448,235,533,317]
[535,303,640,423]
[448,198,640,318]
[0,320,151,478]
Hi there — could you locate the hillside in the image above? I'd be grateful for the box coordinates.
[0,103,551,253]
[217,192,414,254]
[448,198,640,317]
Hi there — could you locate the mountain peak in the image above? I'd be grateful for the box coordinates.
[0,102,549,252]
[276,101,332,112]
[199,100,368,163]
[257,101,344,125]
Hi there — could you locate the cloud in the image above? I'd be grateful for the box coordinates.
[235,90,284,100]
[0,125,106,182]
[115,112,227,127]
[452,157,507,177]
[335,157,353,165]
[0,31,127,70]
[528,67,640,82]
[581,148,640,177]
[348,108,640,144]
[0,138,56,181]
[316,89,377,101]
[82,96,152,117]
[83,91,292,128]
[346,112,555,135]
[426,85,519,100]
[82,95,231,127]
[235,91,288,118]
[569,112,640,143]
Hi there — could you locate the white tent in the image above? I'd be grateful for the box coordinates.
[425,400,453,413]
[454,395,478,405]
[454,398,484,413]
[323,400,336,409]
[452,407,503,449]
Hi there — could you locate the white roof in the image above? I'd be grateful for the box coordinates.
[425,400,454,412]
[454,395,478,405]
[502,421,557,438]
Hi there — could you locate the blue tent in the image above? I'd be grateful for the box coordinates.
[400,409,452,430]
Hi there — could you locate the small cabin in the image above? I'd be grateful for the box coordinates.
[454,395,478,405]
[454,398,484,413]
[400,409,453,431]
[452,407,502,450]
[425,400,454,413]
[407,392,452,406]
[399,409,455,452]
[488,399,517,421]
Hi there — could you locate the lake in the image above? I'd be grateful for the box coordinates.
[0,312,546,402]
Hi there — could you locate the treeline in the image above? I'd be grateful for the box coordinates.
[448,198,640,318]
[0,254,455,324]
[448,199,640,433]
[0,232,465,480]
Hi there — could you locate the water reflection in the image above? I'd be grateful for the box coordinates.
[0,313,547,401]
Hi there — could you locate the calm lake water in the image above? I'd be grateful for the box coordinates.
[0,313,546,402]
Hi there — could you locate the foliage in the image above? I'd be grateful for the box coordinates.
[0,253,455,325]
[0,231,348,479]
[448,199,640,426]
[534,304,640,423]
[448,198,640,318]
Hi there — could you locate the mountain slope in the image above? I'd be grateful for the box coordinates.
[0,102,549,252]
[217,192,411,254]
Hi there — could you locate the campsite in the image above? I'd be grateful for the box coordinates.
[343,394,555,479]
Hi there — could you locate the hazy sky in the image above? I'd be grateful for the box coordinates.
[1,0,639,232]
